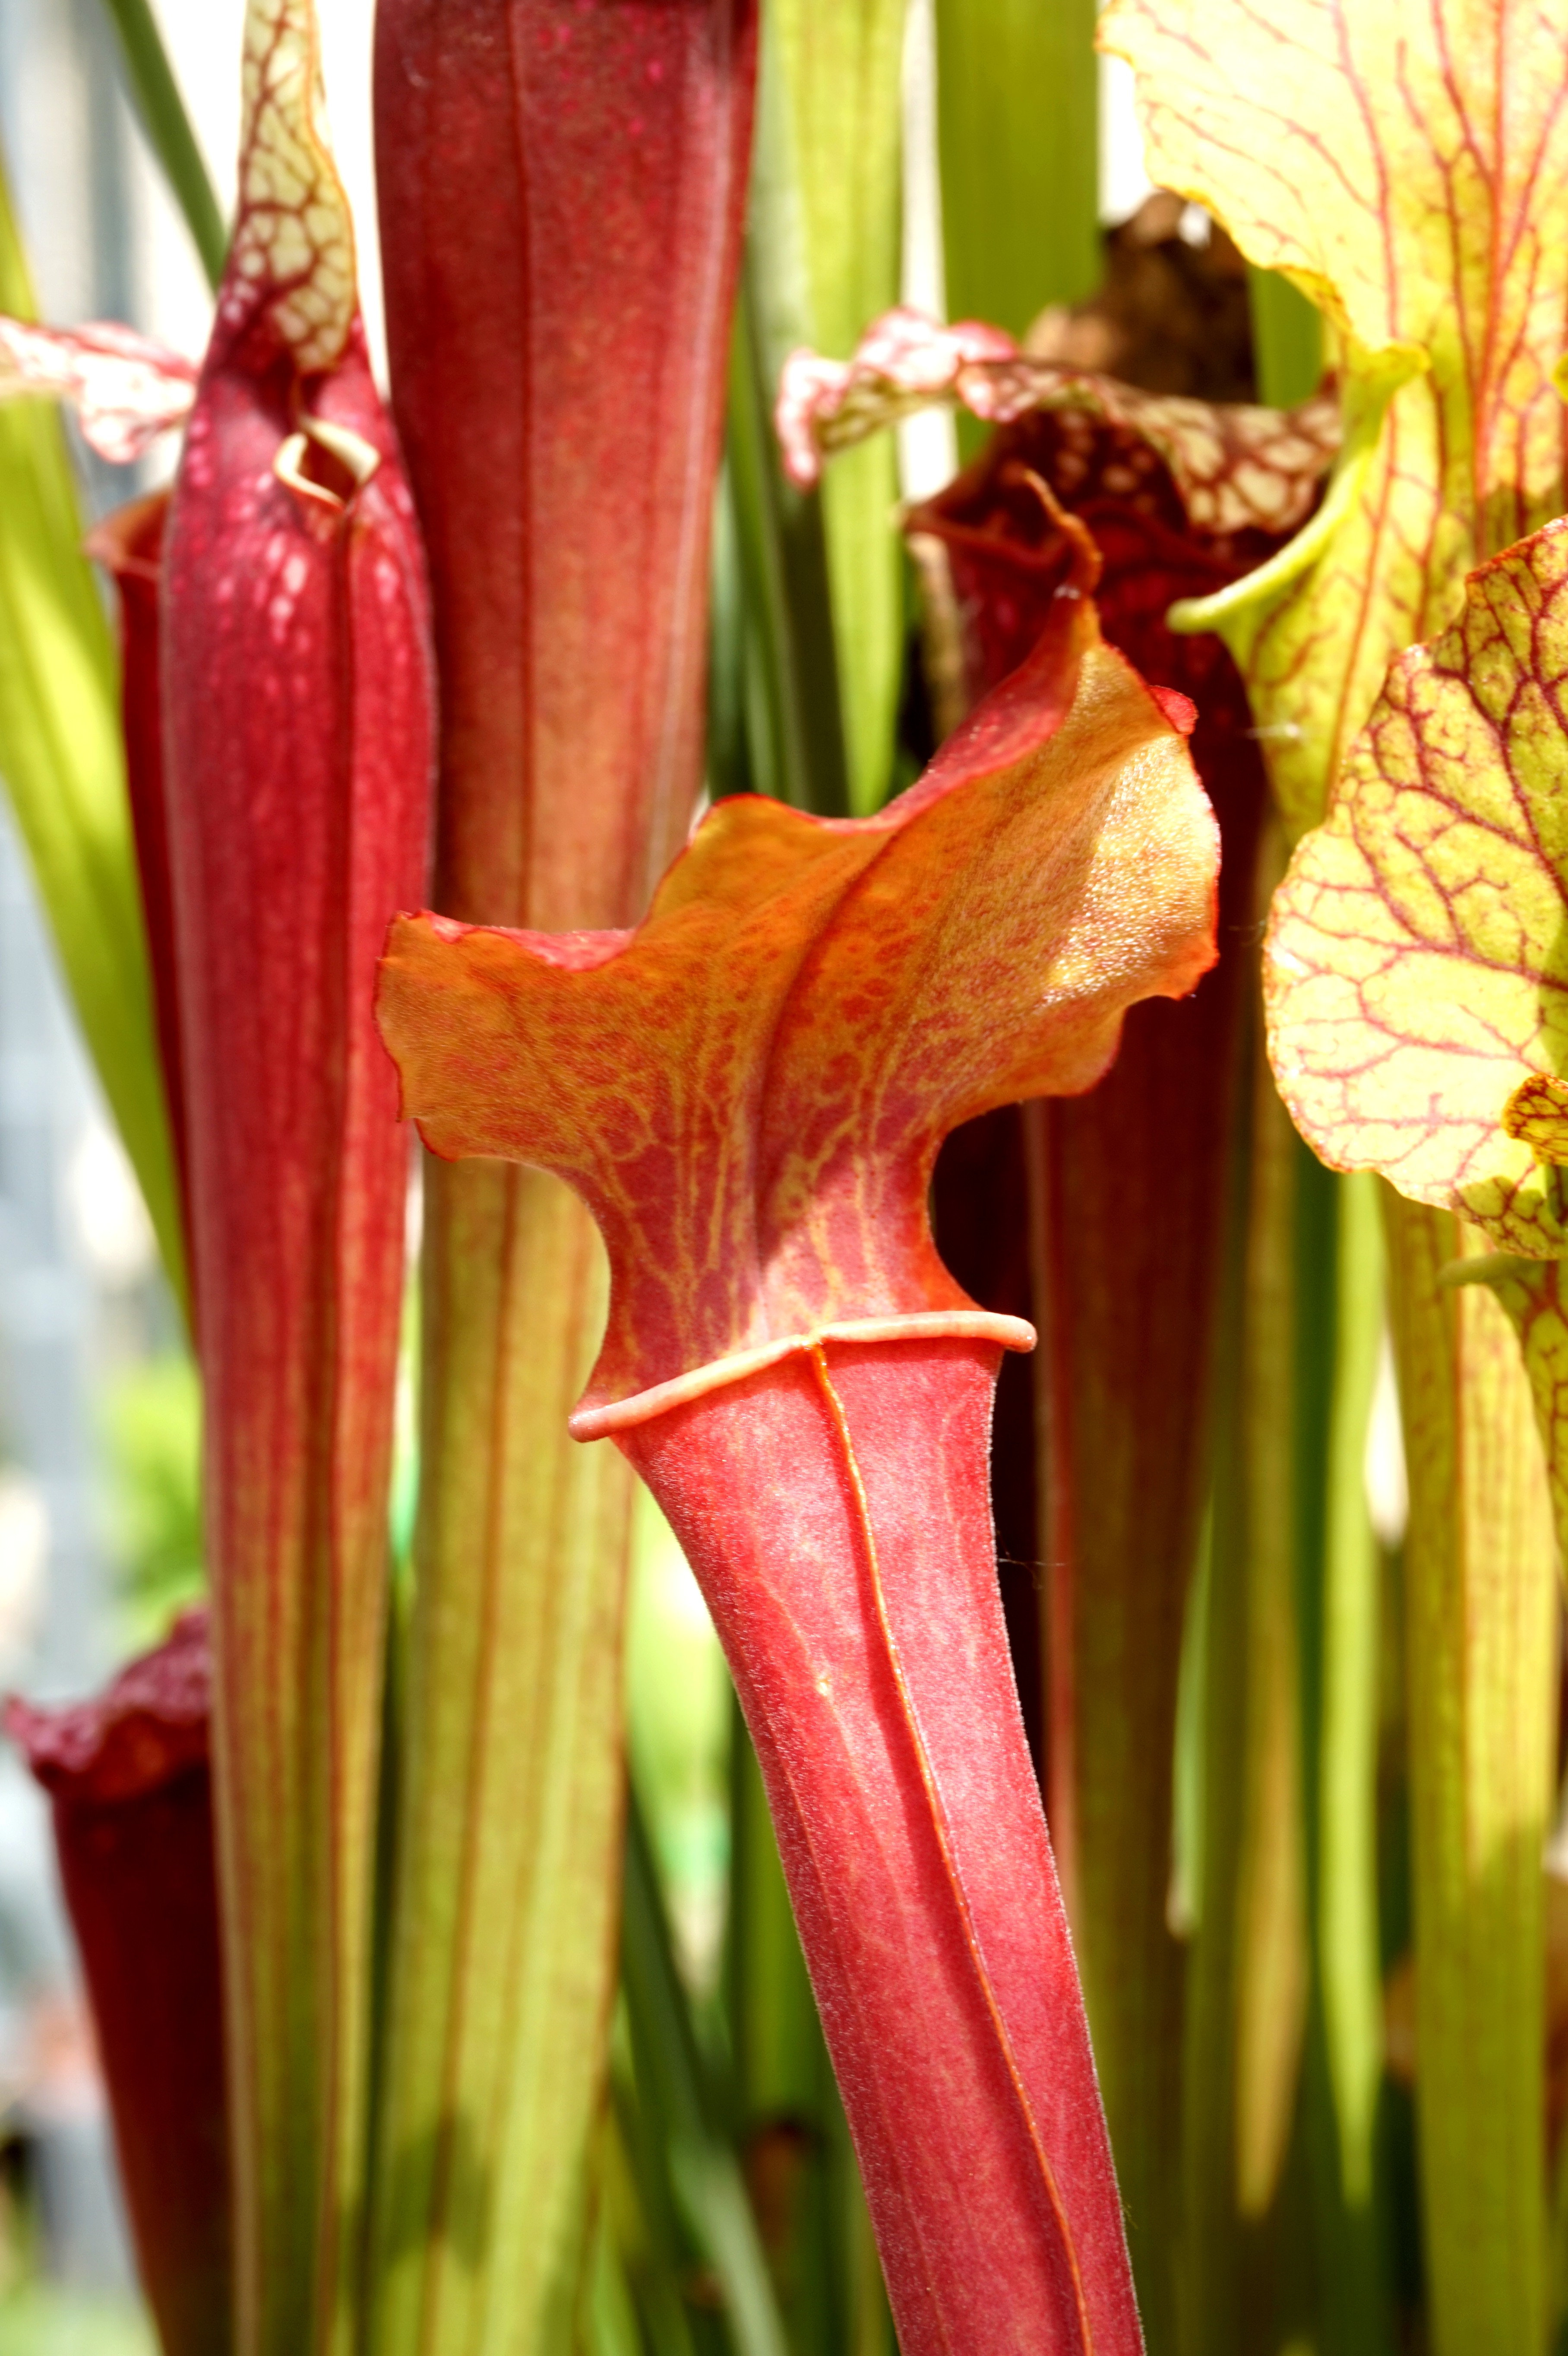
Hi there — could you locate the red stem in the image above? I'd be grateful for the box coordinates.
[621,1335,1144,2356]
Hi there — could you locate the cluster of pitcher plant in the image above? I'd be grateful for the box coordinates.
[3,0,1568,2349]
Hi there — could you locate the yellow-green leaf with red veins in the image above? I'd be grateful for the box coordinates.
[1266,518,1568,1256]
[378,598,1220,1431]
[1099,0,1568,840]
[229,0,355,373]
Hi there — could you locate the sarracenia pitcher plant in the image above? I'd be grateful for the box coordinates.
[378,557,1220,2354]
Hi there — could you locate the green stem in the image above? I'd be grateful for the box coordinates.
[1315,1177,1388,2217]
[1384,1199,1555,2356]
[1442,1254,1568,2348]
[1295,1167,1393,2352]
[1182,1040,1393,2353]
[1177,958,1265,2355]
[1229,1045,1310,2246]
[368,1165,634,2356]
[1179,830,1387,2351]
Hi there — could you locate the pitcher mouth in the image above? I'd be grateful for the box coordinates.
[567,1308,1037,1441]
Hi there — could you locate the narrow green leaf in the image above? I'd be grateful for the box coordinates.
[95,0,227,289]
[757,0,906,814]
[1181,876,1316,2352]
[727,1713,822,2128]
[0,146,187,1316]
[1294,1165,1394,2352]
[622,1791,789,2356]
[604,2071,705,2356]
[1178,994,1261,2353]
[725,1704,892,2356]
[578,2197,645,2356]
[1312,1175,1385,2227]
[1181,887,1394,2353]
[1229,1059,1309,2241]
[934,0,1098,337]
[721,286,850,818]
[1167,1517,1211,1946]
[707,456,752,804]
[1247,268,1323,412]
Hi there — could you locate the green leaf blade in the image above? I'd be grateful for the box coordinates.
[96,0,227,288]
[0,149,187,1315]
[935,0,1099,339]
[762,0,907,814]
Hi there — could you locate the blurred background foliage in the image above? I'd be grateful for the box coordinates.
[99,1356,199,1650]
